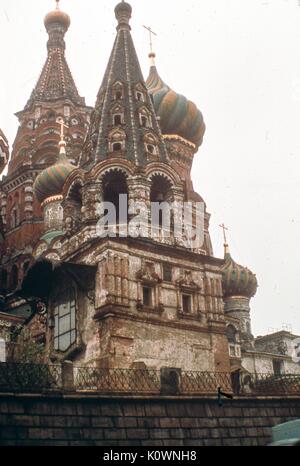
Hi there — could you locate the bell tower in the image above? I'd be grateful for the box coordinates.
[0,1,92,293]
[49,2,231,372]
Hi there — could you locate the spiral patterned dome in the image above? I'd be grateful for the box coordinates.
[146,63,206,148]
[222,248,258,299]
[34,146,75,204]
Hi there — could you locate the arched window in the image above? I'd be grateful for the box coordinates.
[65,181,83,228]
[139,108,152,128]
[135,84,146,102]
[108,129,126,153]
[111,103,124,127]
[102,171,128,225]
[112,81,124,101]
[54,285,77,352]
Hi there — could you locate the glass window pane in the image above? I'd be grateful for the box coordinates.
[59,333,70,352]
[59,302,70,318]
[53,286,76,352]
[59,315,71,334]
[71,310,76,330]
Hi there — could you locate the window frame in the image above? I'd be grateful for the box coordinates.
[54,285,77,353]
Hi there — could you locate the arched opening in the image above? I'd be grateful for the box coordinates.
[112,82,124,101]
[11,265,19,290]
[67,182,83,224]
[108,128,126,153]
[102,171,128,225]
[150,175,173,228]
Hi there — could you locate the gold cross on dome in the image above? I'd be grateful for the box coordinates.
[219,223,228,244]
[143,25,157,54]
[56,0,60,10]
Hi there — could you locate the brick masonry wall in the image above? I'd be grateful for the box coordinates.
[0,395,299,446]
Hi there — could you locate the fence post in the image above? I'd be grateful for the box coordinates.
[160,367,181,395]
[62,360,74,391]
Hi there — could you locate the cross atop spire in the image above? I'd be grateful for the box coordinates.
[219,223,230,255]
[219,223,228,245]
[143,25,157,54]
[143,25,157,66]
[56,0,60,9]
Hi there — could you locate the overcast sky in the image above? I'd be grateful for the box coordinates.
[0,0,299,337]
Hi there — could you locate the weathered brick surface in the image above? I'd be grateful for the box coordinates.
[0,395,299,446]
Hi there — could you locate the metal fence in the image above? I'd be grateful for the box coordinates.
[0,362,299,396]
[75,367,161,393]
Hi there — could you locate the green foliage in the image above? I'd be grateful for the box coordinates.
[9,327,47,364]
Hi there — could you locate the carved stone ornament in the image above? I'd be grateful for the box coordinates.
[136,261,161,285]
[176,270,200,291]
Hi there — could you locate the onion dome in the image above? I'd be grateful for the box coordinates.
[146,60,206,148]
[44,1,70,31]
[34,140,75,204]
[115,1,132,27]
[221,245,258,299]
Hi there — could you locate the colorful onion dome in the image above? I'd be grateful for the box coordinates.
[146,61,206,148]
[221,246,258,299]
[44,1,70,31]
[34,141,75,204]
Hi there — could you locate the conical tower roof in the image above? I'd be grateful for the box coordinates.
[23,1,85,111]
[80,1,168,168]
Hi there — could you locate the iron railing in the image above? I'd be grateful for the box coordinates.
[0,362,299,396]
[75,367,160,393]
[236,372,300,396]
[181,371,233,394]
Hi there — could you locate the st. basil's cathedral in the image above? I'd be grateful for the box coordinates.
[0,1,299,378]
